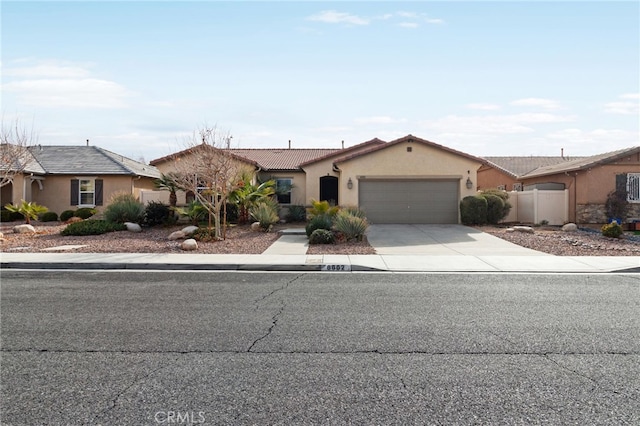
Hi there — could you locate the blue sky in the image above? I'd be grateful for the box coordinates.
[2,1,639,163]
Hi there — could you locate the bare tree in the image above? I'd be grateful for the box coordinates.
[1,117,37,189]
[171,126,250,240]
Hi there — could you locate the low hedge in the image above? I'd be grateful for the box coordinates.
[61,220,126,236]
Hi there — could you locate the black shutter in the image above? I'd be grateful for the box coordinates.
[70,179,79,206]
[95,179,104,206]
[615,174,627,195]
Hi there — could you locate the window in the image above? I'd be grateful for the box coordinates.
[497,185,506,191]
[70,178,103,206]
[275,178,292,204]
[513,183,523,191]
[627,173,640,203]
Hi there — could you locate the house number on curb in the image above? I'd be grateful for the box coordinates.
[321,264,351,271]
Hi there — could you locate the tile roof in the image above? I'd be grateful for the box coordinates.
[483,156,588,178]
[518,146,640,178]
[26,145,161,178]
[228,148,341,171]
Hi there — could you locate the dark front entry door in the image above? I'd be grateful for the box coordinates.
[320,176,339,205]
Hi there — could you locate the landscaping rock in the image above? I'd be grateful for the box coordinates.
[13,224,36,234]
[181,225,199,235]
[562,223,578,232]
[168,230,186,240]
[250,222,261,232]
[65,217,83,224]
[124,222,142,233]
[181,238,198,251]
[512,226,535,234]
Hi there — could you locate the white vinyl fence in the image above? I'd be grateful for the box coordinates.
[502,189,569,226]
[140,190,171,205]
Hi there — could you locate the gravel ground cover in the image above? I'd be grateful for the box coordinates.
[1,221,638,256]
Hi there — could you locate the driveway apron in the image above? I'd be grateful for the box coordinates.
[366,224,548,256]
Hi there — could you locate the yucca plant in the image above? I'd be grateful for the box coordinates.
[307,199,339,220]
[103,193,145,224]
[340,205,366,219]
[4,200,48,224]
[250,201,279,232]
[333,211,368,242]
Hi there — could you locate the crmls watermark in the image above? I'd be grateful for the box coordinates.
[154,411,206,424]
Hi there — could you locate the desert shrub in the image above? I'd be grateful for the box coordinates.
[307,199,339,220]
[191,227,217,242]
[333,211,368,241]
[340,205,367,219]
[222,202,239,224]
[144,201,172,226]
[601,222,623,238]
[40,211,59,222]
[286,204,306,222]
[175,201,208,225]
[60,209,76,222]
[460,195,488,225]
[305,214,333,237]
[250,201,279,231]
[482,194,506,225]
[0,209,24,222]
[309,229,335,244]
[104,193,145,224]
[74,207,97,219]
[61,219,126,236]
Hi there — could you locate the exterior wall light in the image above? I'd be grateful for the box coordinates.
[466,177,473,189]
[347,178,353,189]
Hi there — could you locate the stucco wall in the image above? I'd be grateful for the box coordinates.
[477,166,519,191]
[301,159,339,204]
[257,171,306,205]
[337,141,482,206]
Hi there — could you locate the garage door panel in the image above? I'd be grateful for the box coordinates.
[359,180,458,224]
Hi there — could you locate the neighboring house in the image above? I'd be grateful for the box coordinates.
[1,145,161,216]
[478,147,640,223]
[151,135,485,224]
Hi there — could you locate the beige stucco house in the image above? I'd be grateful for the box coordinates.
[1,145,161,216]
[151,135,485,224]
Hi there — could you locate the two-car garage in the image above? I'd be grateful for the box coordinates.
[358,179,460,224]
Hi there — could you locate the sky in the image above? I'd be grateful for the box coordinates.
[2,1,639,164]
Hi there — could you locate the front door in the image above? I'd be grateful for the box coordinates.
[319,176,339,205]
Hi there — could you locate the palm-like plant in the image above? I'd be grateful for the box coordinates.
[4,200,48,224]
[229,172,276,224]
[154,173,180,208]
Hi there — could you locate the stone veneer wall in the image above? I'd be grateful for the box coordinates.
[577,203,640,223]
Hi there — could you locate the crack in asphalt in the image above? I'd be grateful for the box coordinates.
[246,274,301,352]
[89,356,179,424]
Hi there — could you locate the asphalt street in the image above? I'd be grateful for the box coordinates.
[1,271,639,425]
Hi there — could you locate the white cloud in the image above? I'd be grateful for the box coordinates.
[307,10,369,26]
[546,128,640,150]
[466,103,501,111]
[3,78,131,109]
[423,113,576,135]
[425,18,444,24]
[510,98,563,110]
[354,116,408,125]
[399,22,419,29]
[2,60,132,109]
[604,93,639,115]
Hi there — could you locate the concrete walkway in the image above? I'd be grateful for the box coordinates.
[1,225,638,273]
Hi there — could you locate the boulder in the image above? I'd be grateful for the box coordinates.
[124,222,142,233]
[561,223,578,232]
[181,238,198,251]
[13,224,36,234]
[181,225,199,235]
[168,230,186,240]
[250,222,261,232]
[512,226,535,234]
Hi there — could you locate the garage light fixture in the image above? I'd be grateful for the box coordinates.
[347,178,353,189]
[466,177,473,189]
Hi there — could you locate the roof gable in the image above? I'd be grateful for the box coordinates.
[483,156,588,178]
[333,134,486,165]
[229,148,340,171]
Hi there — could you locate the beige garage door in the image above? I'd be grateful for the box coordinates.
[359,179,459,224]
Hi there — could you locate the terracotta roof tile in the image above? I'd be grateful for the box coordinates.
[483,156,587,178]
[229,148,341,171]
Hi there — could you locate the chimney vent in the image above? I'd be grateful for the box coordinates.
[288,140,291,149]
[86,139,89,146]
[561,148,564,159]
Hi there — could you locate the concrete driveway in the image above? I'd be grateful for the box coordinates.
[366,224,548,256]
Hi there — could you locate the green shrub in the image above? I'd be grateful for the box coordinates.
[60,209,76,222]
[307,199,339,219]
[104,193,145,224]
[340,205,367,219]
[305,214,333,237]
[460,195,488,225]
[250,201,279,231]
[482,194,505,225]
[0,209,24,222]
[40,211,59,222]
[4,200,49,224]
[309,229,335,244]
[144,201,172,226]
[222,202,239,224]
[333,211,368,241]
[601,222,623,238]
[61,219,126,236]
[175,201,208,225]
[74,207,97,219]
[286,204,306,222]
